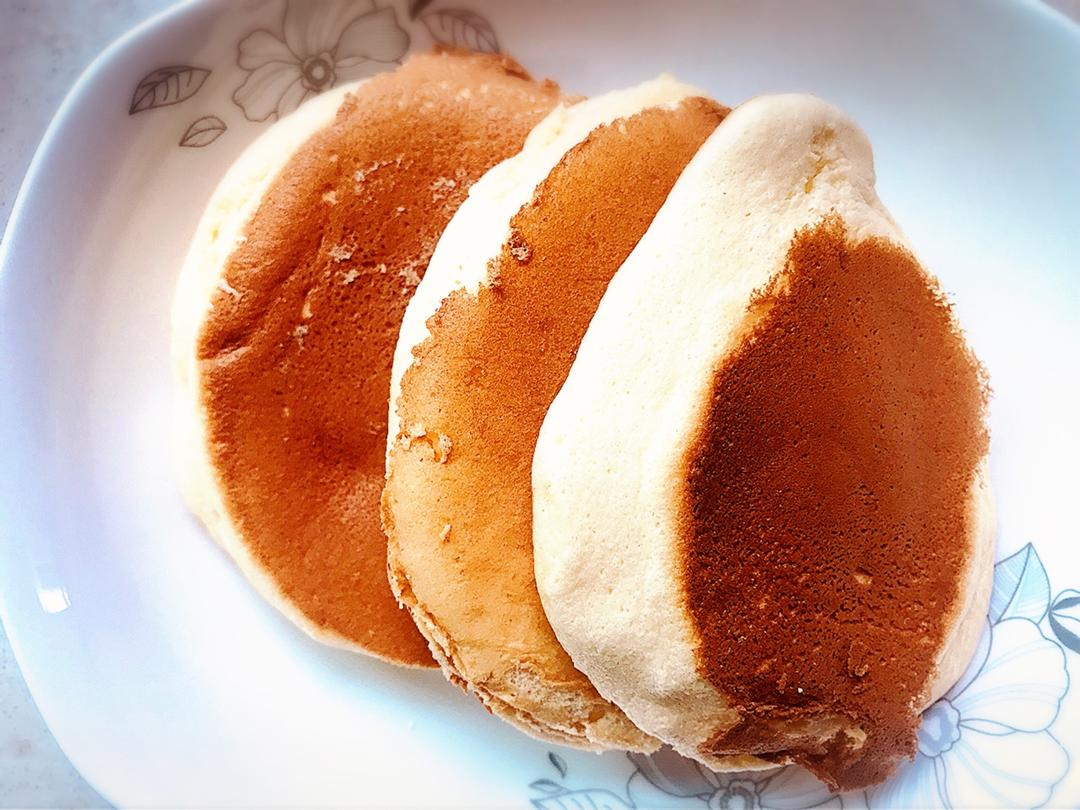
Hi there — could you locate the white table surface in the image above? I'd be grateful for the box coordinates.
[1,0,1078,807]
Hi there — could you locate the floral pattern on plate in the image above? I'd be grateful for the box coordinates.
[127,0,499,146]
[530,544,1075,809]
[233,0,409,122]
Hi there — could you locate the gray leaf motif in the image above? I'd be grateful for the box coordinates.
[1049,589,1080,653]
[421,9,499,53]
[989,543,1050,624]
[130,66,211,114]
[548,751,568,779]
[531,788,632,810]
[409,0,433,20]
[179,115,227,148]
[531,780,564,795]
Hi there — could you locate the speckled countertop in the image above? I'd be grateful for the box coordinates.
[1,0,1078,807]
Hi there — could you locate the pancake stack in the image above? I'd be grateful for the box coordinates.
[174,51,992,791]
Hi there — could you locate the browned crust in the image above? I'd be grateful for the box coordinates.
[680,216,990,789]
[195,52,562,667]
[383,548,588,747]
[384,97,728,736]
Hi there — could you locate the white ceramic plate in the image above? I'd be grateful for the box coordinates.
[2,0,1079,806]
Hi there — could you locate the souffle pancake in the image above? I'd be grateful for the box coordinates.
[384,77,726,745]
[173,52,561,666]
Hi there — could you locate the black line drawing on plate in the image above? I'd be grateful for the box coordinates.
[233,0,410,123]
[1050,589,1080,653]
[408,0,434,20]
[421,8,499,53]
[548,752,568,780]
[179,115,228,148]
[129,66,211,114]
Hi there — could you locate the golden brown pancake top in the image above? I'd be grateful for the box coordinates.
[681,217,989,789]
[196,51,561,666]
[385,97,727,733]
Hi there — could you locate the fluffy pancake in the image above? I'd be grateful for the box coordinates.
[172,52,561,666]
[383,78,725,746]
[533,95,992,787]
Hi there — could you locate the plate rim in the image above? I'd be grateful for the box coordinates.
[1,0,1079,806]
[0,1,206,804]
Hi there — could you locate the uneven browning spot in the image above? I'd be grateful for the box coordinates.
[386,98,728,736]
[682,217,989,789]
[196,53,561,666]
